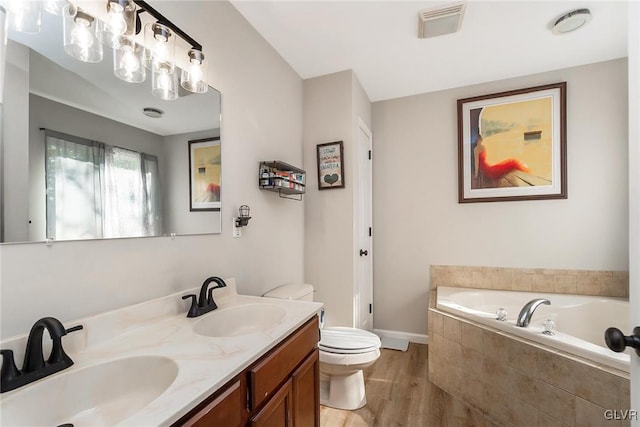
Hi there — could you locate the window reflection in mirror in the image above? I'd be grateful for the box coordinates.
[0,11,222,243]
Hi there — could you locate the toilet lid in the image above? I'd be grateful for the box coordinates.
[319,327,381,354]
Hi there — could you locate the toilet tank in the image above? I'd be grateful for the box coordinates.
[263,284,314,301]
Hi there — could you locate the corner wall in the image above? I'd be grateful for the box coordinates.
[303,70,371,327]
[372,59,629,336]
[0,1,305,338]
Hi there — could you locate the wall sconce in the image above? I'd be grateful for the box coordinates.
[235,205,252,227]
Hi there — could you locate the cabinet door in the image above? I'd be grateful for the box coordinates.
[249,379,293,427]
[248,316,318,410]
[180,380,244,427]
[292,349,320,427]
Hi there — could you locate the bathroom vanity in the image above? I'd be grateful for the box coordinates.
[0,279,323,426]
[175,316,319,426]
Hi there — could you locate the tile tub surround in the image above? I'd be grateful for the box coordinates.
[430,265,629,298]
[0,278,324,426]
[428,293,631,427]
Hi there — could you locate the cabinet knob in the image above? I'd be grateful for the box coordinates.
[359,249,368,256]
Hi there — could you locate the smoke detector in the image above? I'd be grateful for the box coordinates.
[418,2,466,39]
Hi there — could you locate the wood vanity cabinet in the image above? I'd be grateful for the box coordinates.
[249,379,293,427]
[174,316,320,427]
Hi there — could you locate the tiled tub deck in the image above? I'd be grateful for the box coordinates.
[428,292,631,427]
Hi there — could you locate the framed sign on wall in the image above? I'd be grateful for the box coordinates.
[317,141,345,190]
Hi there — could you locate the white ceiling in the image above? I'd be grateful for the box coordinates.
[229,0,629,102]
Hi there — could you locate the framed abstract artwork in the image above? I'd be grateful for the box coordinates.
[189,137,221,211]
[457,82,567,203]
[317,141,345,190]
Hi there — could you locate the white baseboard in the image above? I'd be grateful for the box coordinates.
[373,328,429,345]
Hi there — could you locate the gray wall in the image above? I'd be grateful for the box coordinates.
[372,59,629,336]
[0,1,304,337]
[2,41,29,242]
[303,70,371,328]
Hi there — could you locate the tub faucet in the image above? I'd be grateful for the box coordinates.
[516,298,550,327]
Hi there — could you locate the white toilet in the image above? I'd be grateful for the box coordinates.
[263,284,381,410]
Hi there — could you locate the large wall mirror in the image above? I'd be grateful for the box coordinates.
[1,8,222,243]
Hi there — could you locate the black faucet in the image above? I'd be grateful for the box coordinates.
[1,317,83,393]
[182,276,227,318]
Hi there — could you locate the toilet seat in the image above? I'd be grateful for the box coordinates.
[319,327,381,354]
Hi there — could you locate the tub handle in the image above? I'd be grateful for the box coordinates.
[604,327,640,357]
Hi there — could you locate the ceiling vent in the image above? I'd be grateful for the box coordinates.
[418,2,466,39]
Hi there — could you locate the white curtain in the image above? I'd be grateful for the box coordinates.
[45,130,162,240]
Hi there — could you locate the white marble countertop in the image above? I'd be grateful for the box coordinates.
[0,278,323,426]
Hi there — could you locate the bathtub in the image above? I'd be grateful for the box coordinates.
[435,286,630,373]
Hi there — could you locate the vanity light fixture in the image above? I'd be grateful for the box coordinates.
[7,0,209,98]
[180,48,208,94]
[114,37,145,83]
[97,0,135,48]
[0,5,6,103]
[134,0,208,93]
[152,61,178,101]
[143,22,175,71]
[235,205,252,227]
[7,0,42,34]
[552,8,592,35]
[44,0,72,17]
[63,6,103,63]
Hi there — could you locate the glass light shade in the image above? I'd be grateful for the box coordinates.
[0,5,7,102]
[97,0,135,48]
[44,0,70,16]
[152,62,178,101]
[63,7,103,63]
[8,0,42,33]
[180,49,208,93]
[143,23,175,71]
[114,38,145,83]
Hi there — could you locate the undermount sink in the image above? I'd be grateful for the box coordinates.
[193,303,287,337]
[0,355,178,426]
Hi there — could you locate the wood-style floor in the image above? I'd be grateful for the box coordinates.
[320,343,493,427]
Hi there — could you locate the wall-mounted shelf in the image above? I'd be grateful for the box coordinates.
[259,161,305,201]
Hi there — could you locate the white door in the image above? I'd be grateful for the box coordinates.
[628,3,640,424]
[354,119,373,331]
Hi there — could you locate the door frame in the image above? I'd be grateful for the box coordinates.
[628,1,639,422]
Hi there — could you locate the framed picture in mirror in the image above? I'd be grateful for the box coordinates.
[189,137,222,211]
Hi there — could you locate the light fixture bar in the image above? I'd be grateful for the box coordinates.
[132,0,202,51]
